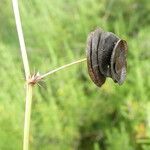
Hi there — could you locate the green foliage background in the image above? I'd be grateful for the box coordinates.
[0,0,150,149]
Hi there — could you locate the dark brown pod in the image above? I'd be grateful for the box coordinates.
[111,39,128,84]
[86,30,106,87]
[86,32,98,85]
[86,28,128,87]
[98,32,119,77]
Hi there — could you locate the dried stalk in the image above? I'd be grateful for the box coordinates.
[12,1,87,150]
[40,58,87,79]
[23,84,32,150]
[12,0,30,80]
[12,0,32,150]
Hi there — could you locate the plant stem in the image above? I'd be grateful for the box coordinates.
[12,1,87,150]
[23,84,32,150]
[12,1,32,150]
[12,0,30,80]
[40,58,87,79]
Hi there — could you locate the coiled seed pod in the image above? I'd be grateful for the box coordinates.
[86,28,127,87]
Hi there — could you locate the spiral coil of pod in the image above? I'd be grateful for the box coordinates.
[86,28,128,87]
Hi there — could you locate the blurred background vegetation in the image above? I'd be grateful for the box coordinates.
[0,0,150,149]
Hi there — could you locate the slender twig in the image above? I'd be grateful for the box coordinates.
[40,58,87,79]
[12,1,87,150]
[12,1,32,150]
[12,0,30,80]
[23,84,32,150]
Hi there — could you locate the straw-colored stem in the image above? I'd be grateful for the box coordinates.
[40,58,87,79]
[12,1,32,150]
[12,1,87,150]
[12,0,30,80]
[23,84,33,150]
